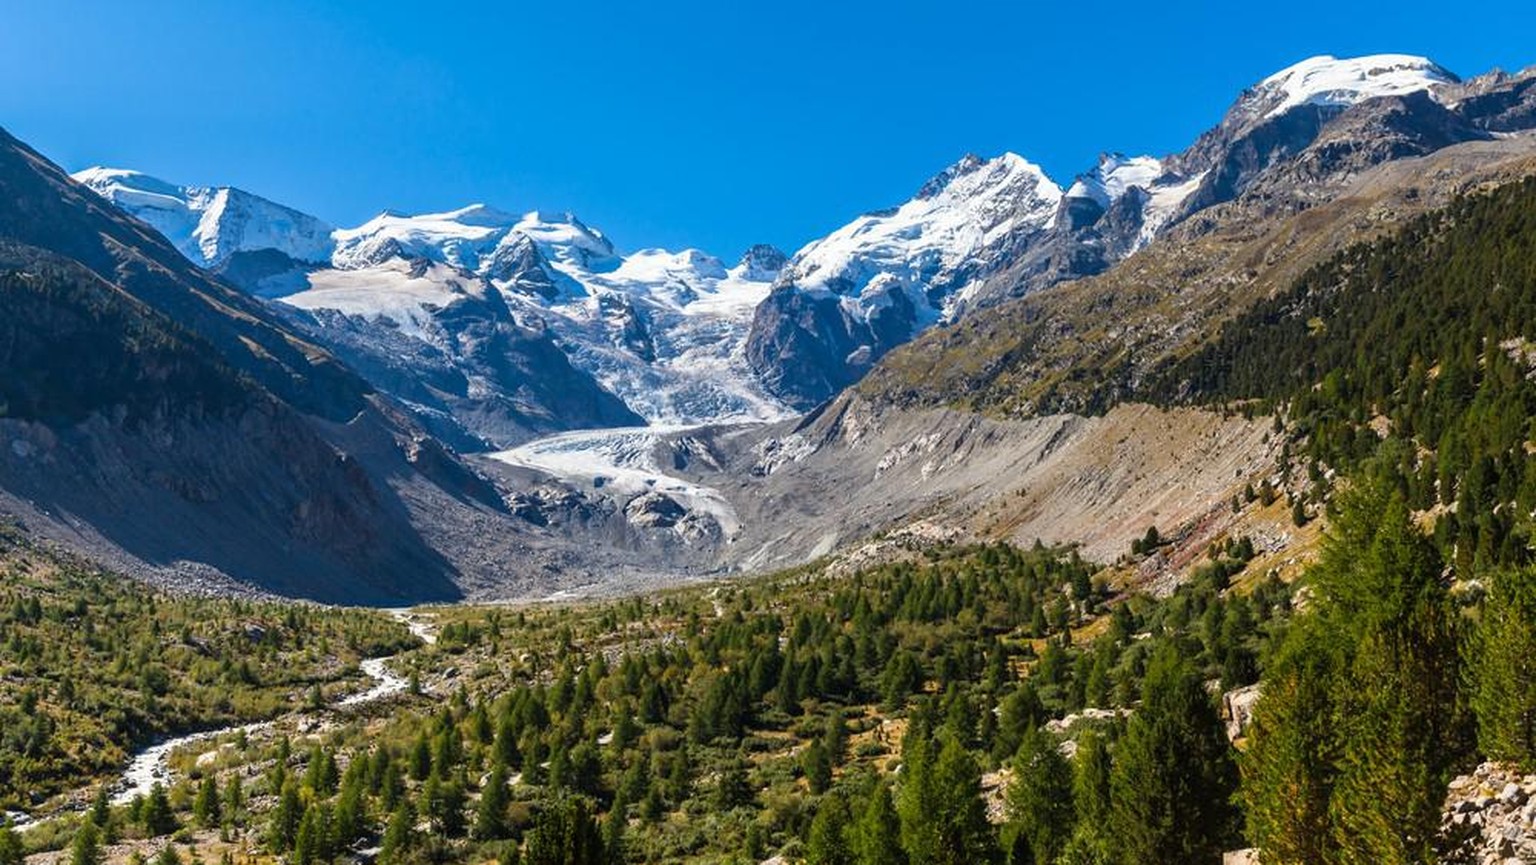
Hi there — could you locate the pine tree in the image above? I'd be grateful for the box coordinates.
[476,764,512,840]
[714,757,753,810]
[852,781,906,865]
[1059,730,1113,865]
[88,786,112,837]
[222,774,243,827]
[379,801,416,865]
[142,783,177,837]
[0,821,21,865]
[409,734,432,781]
[494,717,522,769]
[266,781,301,853]
[293,803,331,865]
[1469,565,1536,768]
[994,684,1046,762]
[928,736,997,865]
[807,791,855,865]
[69,822,102,865]
[1108,645,1237,864]
[602,792,627,865]
[193,774,221,828]
[304,747,338,795]
[1005,726,1074,865]
[897,725,941,864]
[334,779,367,848]
[429,775,467,838]
[524,796,604,865]
[1241,619,1341,865]
[804,740,834,794]
[1322,487,1463,865]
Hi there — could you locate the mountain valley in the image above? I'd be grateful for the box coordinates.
[7,42,1536,865]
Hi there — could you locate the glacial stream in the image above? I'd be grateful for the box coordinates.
[12,609,436,828]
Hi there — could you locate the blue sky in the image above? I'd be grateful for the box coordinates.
[2,1,1534,258]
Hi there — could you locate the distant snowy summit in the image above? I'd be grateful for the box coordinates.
[75,167,335,268]
[76,165,794,442]
[1248,54,1457,120]
[332,204,620,279]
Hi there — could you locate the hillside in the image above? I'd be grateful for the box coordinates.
[0,128,480,601]
[859,136,1536,418]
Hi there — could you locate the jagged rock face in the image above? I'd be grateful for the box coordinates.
[738,244,788,281]
[745,286,883,407]
[1259,92,1485,193]
[485,234,559,300]
[746,153,1063,409]
[1457,69,1536,132]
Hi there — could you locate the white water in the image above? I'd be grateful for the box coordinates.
[337,610,436,707]
[112,722,271,805]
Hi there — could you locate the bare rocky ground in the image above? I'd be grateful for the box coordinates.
[684,397,1282,576]
[457,394,1295,605]
[1440,763,1536,864]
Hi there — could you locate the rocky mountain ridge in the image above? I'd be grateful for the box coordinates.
[747,56,1536,409]
[0,128,477,601]
[79,56,1536,426]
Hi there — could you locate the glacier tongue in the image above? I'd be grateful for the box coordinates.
[489,425,742,538]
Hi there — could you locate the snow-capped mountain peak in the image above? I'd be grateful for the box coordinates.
[438,202,520,226]
[734,244,788,282]
[914,151,1057,206]
[74,166,180,199]
[915,152,987,199]
[329,205,620,276]
[1064,153,1164,208]
[744,152,1065,406]
[782,151,1062,304]
[1251,54,1458,121]
[508,210,618,272]
[73,167,335,268]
